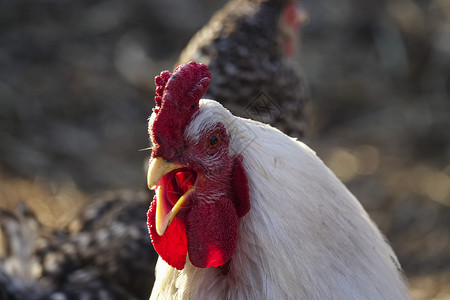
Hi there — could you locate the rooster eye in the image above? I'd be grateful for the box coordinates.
[208,134,219,148]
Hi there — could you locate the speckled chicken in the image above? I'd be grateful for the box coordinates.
[0,192,156,300]
[178,0,309,138]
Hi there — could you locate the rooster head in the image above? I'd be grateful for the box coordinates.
[147,62,250,270]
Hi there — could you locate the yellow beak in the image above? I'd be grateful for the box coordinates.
[147,157,182,190]
[147,157,195,236]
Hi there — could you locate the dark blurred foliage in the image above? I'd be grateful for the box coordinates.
[0,0,449,299]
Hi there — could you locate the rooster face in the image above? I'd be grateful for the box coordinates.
[146,62,250,271]
[147,122,231,235]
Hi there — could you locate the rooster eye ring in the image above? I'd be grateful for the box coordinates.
[208,134,219,148]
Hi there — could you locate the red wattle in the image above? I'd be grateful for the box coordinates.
[186,196,238,268]
[147,197,187,270]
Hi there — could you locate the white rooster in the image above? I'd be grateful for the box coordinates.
[146,62,410,299]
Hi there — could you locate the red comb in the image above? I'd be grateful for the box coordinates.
[151,61,211,160]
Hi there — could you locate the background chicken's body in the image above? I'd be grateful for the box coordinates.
[178,0,309,139]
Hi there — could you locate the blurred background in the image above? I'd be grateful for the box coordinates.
[0,0,449,299]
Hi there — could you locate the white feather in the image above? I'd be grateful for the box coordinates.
[149,99,410,300]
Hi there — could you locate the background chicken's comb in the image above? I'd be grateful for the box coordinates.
[151,61,211,159]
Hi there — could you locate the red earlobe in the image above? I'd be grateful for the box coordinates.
[231,155,250,218]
